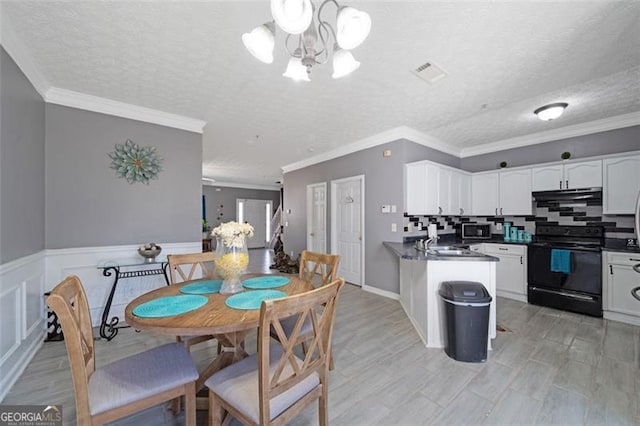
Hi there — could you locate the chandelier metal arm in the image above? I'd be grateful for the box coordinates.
[284,33,303,58]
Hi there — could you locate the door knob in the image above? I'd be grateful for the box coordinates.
[310,232,315,236]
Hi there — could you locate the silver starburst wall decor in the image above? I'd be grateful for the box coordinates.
[108,139,163,184]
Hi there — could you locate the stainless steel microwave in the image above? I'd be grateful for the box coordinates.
[462,223,492,239]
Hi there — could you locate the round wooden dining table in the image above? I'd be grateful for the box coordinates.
[125,273,313,407]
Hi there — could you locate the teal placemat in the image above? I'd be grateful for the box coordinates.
[242,276,290,289]
[180,280,223,294]
[225,290,287,310]
[133,295,208,318]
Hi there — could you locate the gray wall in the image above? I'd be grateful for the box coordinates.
[202,185,280,227]
[282,139,459,294]
[0,46,45,264]
[460,126,640,172]
[45,104,202,248]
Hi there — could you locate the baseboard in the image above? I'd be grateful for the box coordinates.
[496,290,527,303]
[603,310,640,326]
[0,332,44,402]
[362,284,400,300]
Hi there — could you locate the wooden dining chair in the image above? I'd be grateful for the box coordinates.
[271,250,340,370]
[167,252,220,350]
[205,278,345,426]
[46,275,197,426]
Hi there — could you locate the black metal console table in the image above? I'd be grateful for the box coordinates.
[97,260,169,341]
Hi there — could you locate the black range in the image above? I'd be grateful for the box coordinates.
[527,225,604,317]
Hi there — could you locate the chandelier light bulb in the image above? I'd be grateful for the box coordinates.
[283,56,311,82]
[335,6,371,50]
[242,23,275,64]
[332,46,360,79]
[534,102,569,121]
[271,0,313,35]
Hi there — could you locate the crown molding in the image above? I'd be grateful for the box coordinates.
[45,88,206,134]
[0,19,50,97]
[281,126,458,173]
[202,180,281,191]
[459,111,640,158]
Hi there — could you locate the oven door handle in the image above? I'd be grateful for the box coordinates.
[632,286,640,302]
[530,286,596,301]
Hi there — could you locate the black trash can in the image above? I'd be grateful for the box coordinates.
[439,281,492,363]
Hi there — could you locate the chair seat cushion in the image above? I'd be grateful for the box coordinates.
[205,346,320,423]
[88,342,198,415]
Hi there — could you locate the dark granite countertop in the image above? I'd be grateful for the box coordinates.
[603,239,640,254]
[383,241,499,262]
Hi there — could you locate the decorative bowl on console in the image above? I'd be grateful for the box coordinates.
[137,243,162,263]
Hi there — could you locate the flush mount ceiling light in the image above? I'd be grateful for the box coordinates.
[534,102,569,121]
[242,0,371,81]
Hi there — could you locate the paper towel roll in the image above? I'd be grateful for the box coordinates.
[428,224,438,238]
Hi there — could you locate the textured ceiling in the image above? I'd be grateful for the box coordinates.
[3,1,639,186]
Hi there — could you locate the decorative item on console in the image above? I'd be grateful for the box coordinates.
[137,243,162,263]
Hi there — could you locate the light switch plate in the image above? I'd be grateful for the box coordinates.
[391,223,397,232]
[391,205,397,213]
[381,205,391,213]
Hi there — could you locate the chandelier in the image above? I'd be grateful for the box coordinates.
[242,0,372,81]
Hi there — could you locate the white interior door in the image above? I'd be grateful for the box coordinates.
[332,176,364,286]
[237,199,271,249]
[307,183,327,253]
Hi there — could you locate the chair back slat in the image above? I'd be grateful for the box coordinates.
[257,279,344,424]
[298,251,340,287]
[46,275,95,423]
[168,252,216,284]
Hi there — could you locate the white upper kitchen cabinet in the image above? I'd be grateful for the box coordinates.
[405,160,470,216]
[459,173,472,216]
[405,163,426,214]
[603,155,640,214]
[438,167,453,215]
[472,169,532,216]
[472,172,500,216]
[564,160,602,189]
[531,164,564,191]
[499,169,533,215]
[532,160,602,191]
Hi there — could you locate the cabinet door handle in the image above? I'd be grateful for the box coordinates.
[565,180,569,189]
[438,206,443,214]
[559,180,563,189]
[495,208,498,215]
[500,208,503,215]
[499,248,508,251]
[460,208,463,215]
[520,256,523,264]
[609,264,613,275]
[629,258,640,262]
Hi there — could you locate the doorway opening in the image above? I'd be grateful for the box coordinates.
[237,199,272,249]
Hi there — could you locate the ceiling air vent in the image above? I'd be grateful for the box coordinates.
[412,61,447,84]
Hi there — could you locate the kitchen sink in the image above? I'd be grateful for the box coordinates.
[427,246,482,256]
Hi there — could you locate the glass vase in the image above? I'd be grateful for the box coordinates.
[215,236,249,295]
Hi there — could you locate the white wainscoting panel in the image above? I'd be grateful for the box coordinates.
[45,242,201,327]
[0,251,46,402]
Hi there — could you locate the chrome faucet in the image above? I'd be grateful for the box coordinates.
[425,235,439,248]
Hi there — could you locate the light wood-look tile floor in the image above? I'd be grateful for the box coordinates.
[4,249,640,425]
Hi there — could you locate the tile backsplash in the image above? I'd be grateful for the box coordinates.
[404,202,636,239]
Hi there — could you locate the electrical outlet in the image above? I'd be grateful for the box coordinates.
[391,223,397,232]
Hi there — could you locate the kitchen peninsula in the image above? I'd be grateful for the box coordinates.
[384,242,499,349]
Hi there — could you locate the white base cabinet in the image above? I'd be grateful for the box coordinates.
[603,251,640,326]
[483,244,528,302]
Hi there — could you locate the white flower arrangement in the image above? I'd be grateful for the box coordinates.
[212,221,254,248]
